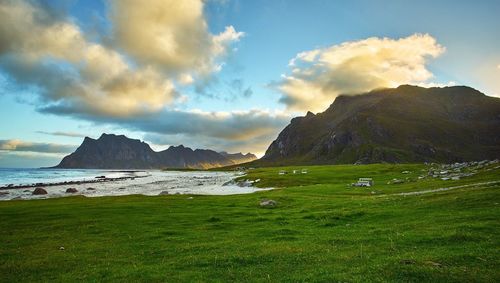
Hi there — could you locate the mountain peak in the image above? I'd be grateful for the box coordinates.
[394,84,484,96]
[99,133,128,139]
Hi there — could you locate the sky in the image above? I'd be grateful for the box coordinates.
[0,0,499,168]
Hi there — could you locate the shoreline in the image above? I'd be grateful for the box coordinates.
[0,171,267,200]
[0,174,150,190]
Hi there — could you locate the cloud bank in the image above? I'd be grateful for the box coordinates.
[39,107,290,155]
[0,0,243,117]
[36,131,87,138]
[278,34,445,112]
[0,139,75,154]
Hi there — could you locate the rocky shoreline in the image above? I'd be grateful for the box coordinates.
[0,171,269,200]
[0,173,149,190]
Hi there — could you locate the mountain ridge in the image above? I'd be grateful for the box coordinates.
[54,133,257,169]
[260,85,500,165]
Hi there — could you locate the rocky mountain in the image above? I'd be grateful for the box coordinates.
[219,152,257,164]
[261,85,500,165]
[54,134,257,169]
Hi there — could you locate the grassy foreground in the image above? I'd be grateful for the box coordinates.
[0,164,499,282]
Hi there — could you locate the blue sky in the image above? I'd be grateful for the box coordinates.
[0,0,499,167]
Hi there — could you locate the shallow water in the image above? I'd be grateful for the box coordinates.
[0,169,270,200]
[0,168,137,186]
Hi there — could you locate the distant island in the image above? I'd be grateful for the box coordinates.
[260,85,500,165]
[54,133,256,169]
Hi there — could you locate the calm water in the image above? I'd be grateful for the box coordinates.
[0,168,134,186]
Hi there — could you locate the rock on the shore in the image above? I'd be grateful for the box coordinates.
[159,191,169,195]
[66,188,78,193]
[0,191,9,196]
[260,199,277,208]
[32,187,48,195]
[86,187,96,191]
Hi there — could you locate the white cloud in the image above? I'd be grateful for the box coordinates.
[0,1,278,155]
[0,0,243,117]
[108,0,243,77]
[415,81,456,88]
[277,34,445,112]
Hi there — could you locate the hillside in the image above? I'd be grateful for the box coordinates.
[261,85,500,165]
[54,134,257,169]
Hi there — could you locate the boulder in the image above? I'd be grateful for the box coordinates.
[260,199,277,208]
[159,191,169,195]
[32,187,48,195]
[66,188,78,193]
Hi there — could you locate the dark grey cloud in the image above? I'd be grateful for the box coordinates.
[38,105,290,154]
[36,131,86,138]
[42,106,288,139]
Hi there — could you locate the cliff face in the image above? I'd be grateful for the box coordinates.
[261,85,500,165]
[56,134,158,169]
[55,134,257,169]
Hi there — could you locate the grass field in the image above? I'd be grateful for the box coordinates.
[0,163,499,282]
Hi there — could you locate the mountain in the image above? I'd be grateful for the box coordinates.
[261,85,500,165]
[54,134,257,169]
[219,152,257,164]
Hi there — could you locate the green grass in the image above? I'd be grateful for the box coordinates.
[1,163,499,282]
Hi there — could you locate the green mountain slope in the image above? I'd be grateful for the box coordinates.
[261,85,500,165]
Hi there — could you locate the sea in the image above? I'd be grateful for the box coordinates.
[0,168,131,187]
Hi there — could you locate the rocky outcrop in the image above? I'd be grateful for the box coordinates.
[260,199,277,208]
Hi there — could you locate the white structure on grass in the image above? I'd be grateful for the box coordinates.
[354,178,374,187]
